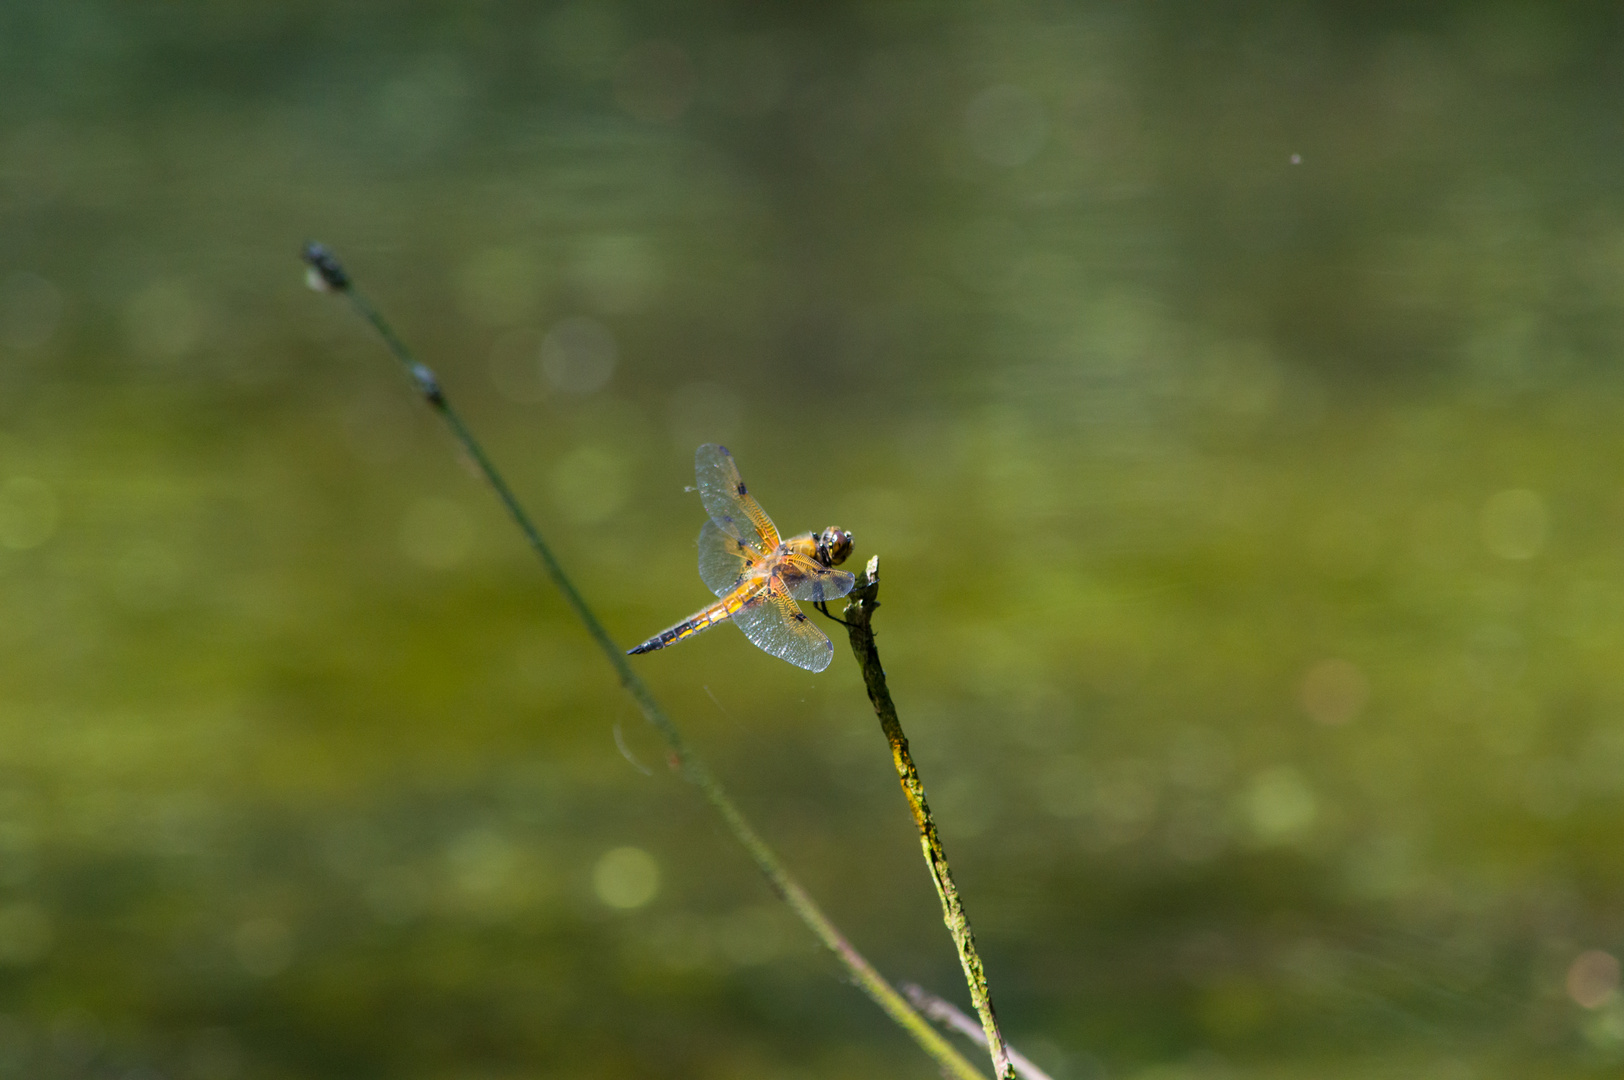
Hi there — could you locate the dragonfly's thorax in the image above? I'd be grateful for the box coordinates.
[779,533,817,562]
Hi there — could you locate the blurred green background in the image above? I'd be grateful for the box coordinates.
[5,1,1624,1077]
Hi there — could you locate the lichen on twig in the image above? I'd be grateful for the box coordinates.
[842,555,1019,1080]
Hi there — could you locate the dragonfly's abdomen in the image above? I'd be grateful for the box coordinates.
[626,593,746,656]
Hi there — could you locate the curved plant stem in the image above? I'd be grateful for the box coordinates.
[842,556,1019,1080]
[903,984,1052,1080]
[301,243,987,1080]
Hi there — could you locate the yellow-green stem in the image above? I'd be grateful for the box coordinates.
[302,244,987,1080]
[843,556,1019,1080]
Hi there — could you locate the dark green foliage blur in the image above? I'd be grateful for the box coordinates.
[5,1,1624,1077]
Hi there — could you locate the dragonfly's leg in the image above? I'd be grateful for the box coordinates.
[814,600,855,628]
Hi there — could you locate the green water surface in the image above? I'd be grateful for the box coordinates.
[4,3,1624,1078]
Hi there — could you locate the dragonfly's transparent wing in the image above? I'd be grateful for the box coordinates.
[775,551,856,604]
[698,518,762,598]
[732,581,834,672]
[695,444,780,551]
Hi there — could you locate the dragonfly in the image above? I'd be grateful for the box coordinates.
[627,444,856,673]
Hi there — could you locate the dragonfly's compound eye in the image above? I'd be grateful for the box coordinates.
[820,527,854,566]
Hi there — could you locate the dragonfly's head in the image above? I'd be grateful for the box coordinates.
[816,526,854,567]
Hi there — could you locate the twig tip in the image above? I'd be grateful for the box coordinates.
[301,241,351,293]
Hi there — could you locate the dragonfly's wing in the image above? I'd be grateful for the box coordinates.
[695,444,780,552]
[697,518,762,598]
[775,551,856,604]
[733,580,834,673]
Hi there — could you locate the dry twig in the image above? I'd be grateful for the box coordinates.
[842,555,1019,1080]
[903,983,1054,1080]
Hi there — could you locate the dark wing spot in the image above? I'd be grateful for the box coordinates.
[736,482,748,495]
[793,612,807,623]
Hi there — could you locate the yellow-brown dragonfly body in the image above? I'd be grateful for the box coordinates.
[627,444,854,672]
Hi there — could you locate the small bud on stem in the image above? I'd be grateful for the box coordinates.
[301,242,350,293]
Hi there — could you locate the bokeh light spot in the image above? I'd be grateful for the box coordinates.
[1299,658,1369,726]
[593,846,659,910]
[541,316,617,395]
[1584,999,1624,1048]
[1480,488,1546,560]
[1567,949,1620,1009]
[1245,767,1317,844]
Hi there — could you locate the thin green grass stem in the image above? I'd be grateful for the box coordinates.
[842,556,1019,1080]
[301,243,987,1080]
